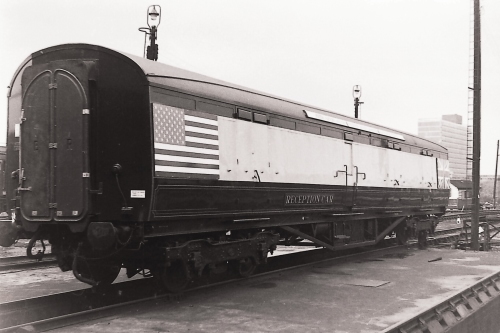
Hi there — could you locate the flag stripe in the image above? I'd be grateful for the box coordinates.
[155,142,219,154]
[186,136,219,146]
[155,171,219,179]
[184,141,219,150]
[156,160,219,169]
[155,165,220,175]
[155,154,220,165]
[185,125,218,136]
[185,131,218,140]
[154,148,219,160]
[185,114,218,126]
[185,120,218,131]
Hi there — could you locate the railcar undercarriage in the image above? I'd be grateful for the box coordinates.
[47,225,280,292]
[33,214,438,292]
[279,215,438,251]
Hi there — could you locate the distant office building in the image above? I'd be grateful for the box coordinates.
[418,114,467,180]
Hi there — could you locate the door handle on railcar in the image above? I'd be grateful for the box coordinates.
[334,165,352,177]
[334,165,352,187]
[354,166,366,184]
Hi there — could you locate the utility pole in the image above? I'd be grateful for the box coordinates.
[470,0,481,251]
[494,140,499,209]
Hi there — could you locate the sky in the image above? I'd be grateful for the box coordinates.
[1,0,499,174]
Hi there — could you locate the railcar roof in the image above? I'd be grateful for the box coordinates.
[21,44,446,153]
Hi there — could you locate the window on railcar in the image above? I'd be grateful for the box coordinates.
[371,138,382,147]
[253,113,268,124]
[270,117,296,130]
[354,134,370,145]
[344,132,354,141]
[237,109,252,121]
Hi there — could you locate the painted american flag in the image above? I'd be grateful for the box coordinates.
[153,104,219,179]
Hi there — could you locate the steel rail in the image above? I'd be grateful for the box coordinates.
[0,243,406,332]
[440,210,500,222]
[0,231,490,332]
[0,254,57,273]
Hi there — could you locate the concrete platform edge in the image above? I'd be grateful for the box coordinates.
[381,269,500,333]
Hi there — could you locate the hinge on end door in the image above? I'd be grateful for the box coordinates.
[18,187,32,191]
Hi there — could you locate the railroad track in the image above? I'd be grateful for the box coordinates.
[0,254,57,273]
[0,232,465,333]
[0,228,493,330]
[0,245,401,332]
[440,210,500,222]
[433,218,500,247]
[0,220,495,332]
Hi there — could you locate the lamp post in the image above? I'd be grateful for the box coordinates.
[139,5,162,61]
[494,140,499,209]
[352,85,363,119]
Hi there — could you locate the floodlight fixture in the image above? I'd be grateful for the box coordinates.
[148,5,161,28]
[352,85,362,99]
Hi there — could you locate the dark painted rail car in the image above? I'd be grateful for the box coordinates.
[1,44,449,290]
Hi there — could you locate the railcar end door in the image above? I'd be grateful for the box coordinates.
[20,61,93,223]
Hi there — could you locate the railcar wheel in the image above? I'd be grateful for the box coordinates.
[234,257,256,278]
[155,260,190,293]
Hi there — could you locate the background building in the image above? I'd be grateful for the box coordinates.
[418,114,467,180]
[449,179,472,210]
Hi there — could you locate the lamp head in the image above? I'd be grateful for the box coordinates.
[147,5,161,28]
[352,85,362,99]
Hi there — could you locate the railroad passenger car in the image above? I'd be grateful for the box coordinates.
[1,44,450,290]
